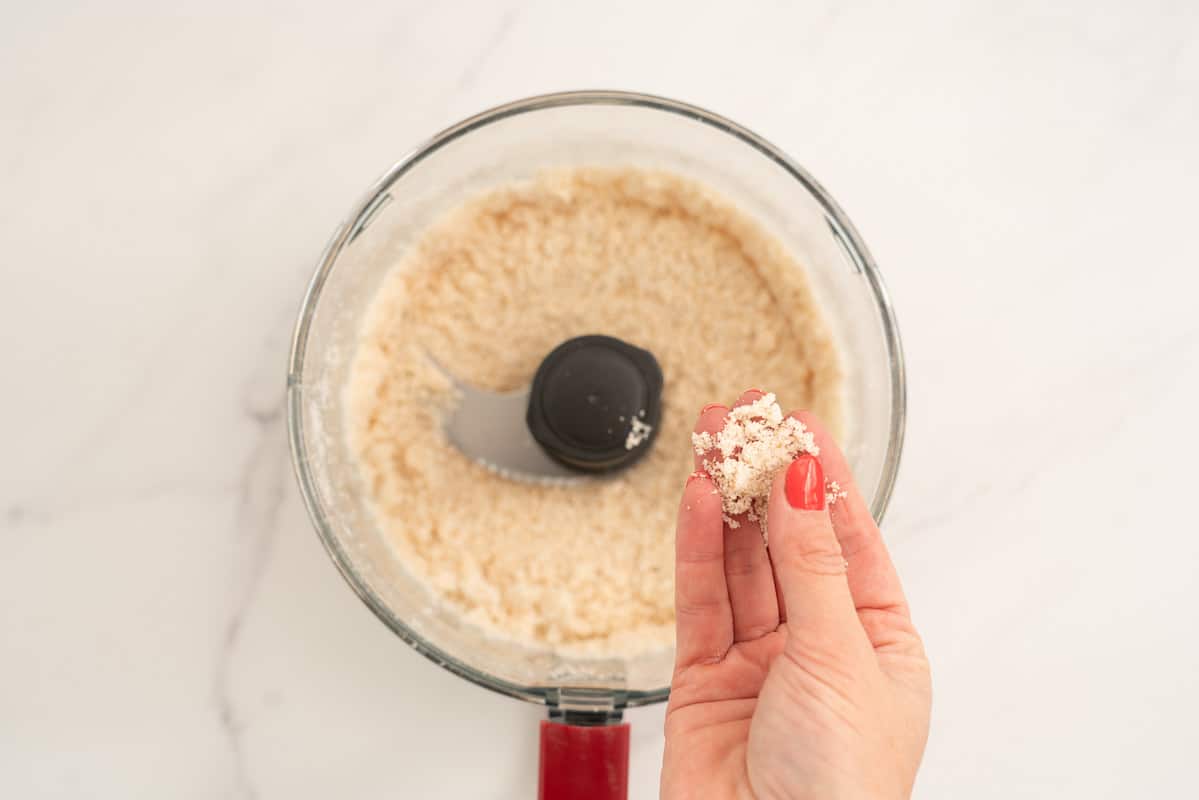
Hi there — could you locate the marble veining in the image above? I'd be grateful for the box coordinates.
[215,402,288,800]
[2,1,1198,798]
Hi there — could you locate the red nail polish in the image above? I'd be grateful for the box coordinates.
[700,403,728,415]
[744,388,764,395]
[785,454,825,510]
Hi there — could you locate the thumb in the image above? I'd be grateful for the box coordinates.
[767,454,864,647]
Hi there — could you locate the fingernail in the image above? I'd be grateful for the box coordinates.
[744,388,764,395]
[784,453,825,510]
[700,403,728,415]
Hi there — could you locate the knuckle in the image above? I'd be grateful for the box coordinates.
[774,539,847,577]
[735,622,778,642]
[674,596,726,618]
[675,547,723,566]
[723,547,767,577]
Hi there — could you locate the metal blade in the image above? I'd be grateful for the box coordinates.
[433,357,584,484]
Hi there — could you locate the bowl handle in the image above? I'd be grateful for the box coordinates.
[538,718,630,800]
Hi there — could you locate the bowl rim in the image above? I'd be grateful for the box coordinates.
[286,89,907,709]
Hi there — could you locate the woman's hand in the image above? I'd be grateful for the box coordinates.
[661,391,931,800]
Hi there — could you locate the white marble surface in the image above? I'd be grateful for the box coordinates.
[3,1,1198,797]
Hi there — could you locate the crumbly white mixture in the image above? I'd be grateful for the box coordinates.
[624,417,653,450]
[691,393,818,533]
[347,167,842,655]
[826,480,848,507]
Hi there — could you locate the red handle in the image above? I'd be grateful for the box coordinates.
[538,719,630,800]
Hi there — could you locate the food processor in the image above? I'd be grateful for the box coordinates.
[287,91,905,799]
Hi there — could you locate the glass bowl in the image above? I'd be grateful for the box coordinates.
[286,90,905,712]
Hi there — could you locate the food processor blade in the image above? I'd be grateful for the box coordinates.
[432,357,584,483]
[430,333,663,484]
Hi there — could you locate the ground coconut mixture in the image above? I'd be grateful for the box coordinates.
[692,392,849,540]
[347,167,842,655]
[692,392,819,533]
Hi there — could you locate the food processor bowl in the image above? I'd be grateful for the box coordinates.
[287,90,905,797]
